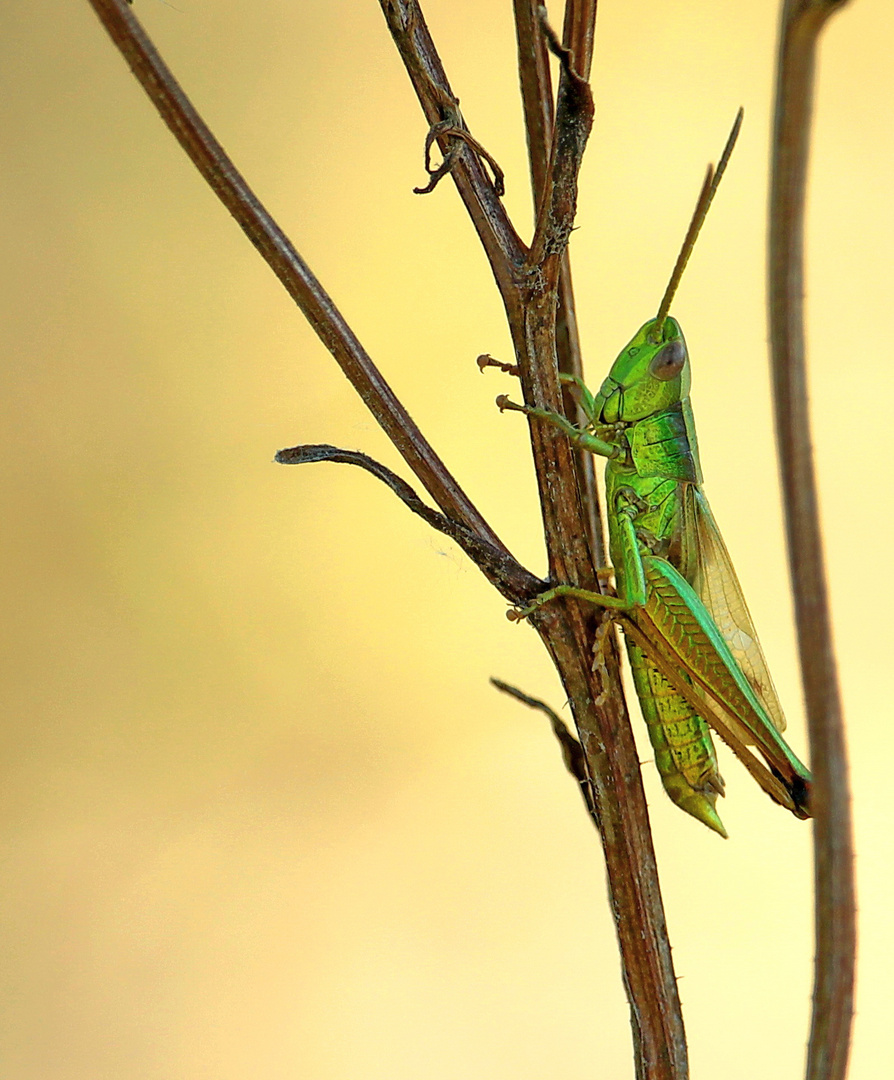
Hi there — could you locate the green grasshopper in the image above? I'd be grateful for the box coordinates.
[499,111,811,836]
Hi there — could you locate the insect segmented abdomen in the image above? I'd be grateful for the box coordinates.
[626,640,726,837]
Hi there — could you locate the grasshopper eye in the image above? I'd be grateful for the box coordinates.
[650,340,686,381]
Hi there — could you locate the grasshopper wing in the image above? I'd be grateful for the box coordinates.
[629,554,811,816]
[688,489,787,735]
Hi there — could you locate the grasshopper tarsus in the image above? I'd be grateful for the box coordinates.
[477,353,519,377]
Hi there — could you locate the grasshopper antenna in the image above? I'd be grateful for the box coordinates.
[652,107,744,340]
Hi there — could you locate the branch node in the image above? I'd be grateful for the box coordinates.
[414,117,506,197]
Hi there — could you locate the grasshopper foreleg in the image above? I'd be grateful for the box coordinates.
[509,510,647,620]
[496,394,624,460]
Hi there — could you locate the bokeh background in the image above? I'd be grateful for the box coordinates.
[3,2,892,1077]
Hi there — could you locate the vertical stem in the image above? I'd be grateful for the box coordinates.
[768,4,855,1078]
[508,279,688,1080]
[510,6,685,1074]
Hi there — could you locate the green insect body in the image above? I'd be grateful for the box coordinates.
[594,326,725,833]
[497,113,812,834]
[600,358,725,831]
[507,316,812,835]
[626,638,725,835]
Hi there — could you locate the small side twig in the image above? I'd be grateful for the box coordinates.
[275,445,543,604]
[490,678,597,820]
[86,0,502,553]
[379,0,526,286]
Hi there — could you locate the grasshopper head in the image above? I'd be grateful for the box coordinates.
[593,317,691,424]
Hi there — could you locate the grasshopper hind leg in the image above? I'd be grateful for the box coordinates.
[628,641,728,838]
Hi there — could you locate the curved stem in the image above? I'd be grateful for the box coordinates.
[769,4,855,1078]
[275,445,542,603]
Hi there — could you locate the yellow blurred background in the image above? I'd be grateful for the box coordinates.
[3,2,892,1077]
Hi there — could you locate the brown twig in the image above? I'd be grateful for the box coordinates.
[525,16,592,269]
[85,0,504,555]
[513,1,604,566]
[489,678,597,818]
[384,3,687,1075]
[768,3,855,1079]
[554,0,602,566]
[275,445,542,603]
[513,8,687,1077]
[86,1,705,1076]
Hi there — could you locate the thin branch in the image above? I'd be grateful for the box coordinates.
[555,0,603,567]
[504,6,687,1076]
[526,15,594,270]
[561,0,598,82]
[506,11,597,587]
[512,0,604,566]
[513,0,554,209]
[86,0,503,552]
[275,445,542,602]
[768,3,855,1079]
[514,10,604,586]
